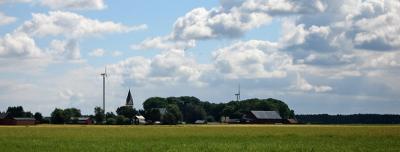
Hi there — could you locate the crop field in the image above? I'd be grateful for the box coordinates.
[0,125,399,152]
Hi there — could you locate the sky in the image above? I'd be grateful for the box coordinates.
[0,0,399,116]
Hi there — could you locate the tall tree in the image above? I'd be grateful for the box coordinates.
[6,106,25,118]
[34,112,43,122]
[116,106,137,118]
[64,108,81,123]
[51,108,65,124]
[143,97,167,111]
[164,104,182,124]
[94,107,105,124]
[146,109,161,122]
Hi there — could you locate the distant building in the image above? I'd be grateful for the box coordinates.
[194,120,207,124]
[125,89,134,107]
[0,112,36,125]
[134,115,146,125]
[69,117,93,125]
[246,111,284,124]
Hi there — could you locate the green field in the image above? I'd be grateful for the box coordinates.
[0,125,399,152]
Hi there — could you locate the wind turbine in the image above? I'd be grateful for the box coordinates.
[100,67,107,116]
[235,84,241,102]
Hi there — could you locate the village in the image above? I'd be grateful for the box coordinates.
[0,89,298,125]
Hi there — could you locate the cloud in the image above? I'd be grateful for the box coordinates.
[0,12,16,25]
[18,11,146,38]
[88,48,105,57]
[111,51,122,57]
[0,32,42,58]
[1,11,146,63]
[292,73,332,93]
[172,7,271,40]
[0,0,31,4]
[171,0,328,40]
[47,39,81,60]
[40,0,107,10]
[109,49,207,87]
[132,36,196,50]
[212,40,292,79]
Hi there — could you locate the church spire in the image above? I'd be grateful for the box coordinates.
[126,89,133,107]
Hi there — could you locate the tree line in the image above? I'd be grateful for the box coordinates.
[141,96,295,124]
[1,106,44,122]
[296,114,400,124]
[1,97,295,125]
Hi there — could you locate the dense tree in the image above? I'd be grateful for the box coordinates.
[106,118,116,125]
[105,112,116,119]
[183,103,206,123]
[116,106,137,118]
[146,108,161,122]
[64,108,81,123]
[51,108,65,124]
[296,114,400,124]
[163,104,182,124]
[143,97,167,111]
[34,112,43,122]
[141,97,296,124]
[6,106,29,118]
[94,107,105,124]
[162,112,177,125]
[115,115,130,125]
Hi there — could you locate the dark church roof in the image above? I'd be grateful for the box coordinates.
[126,89,134,106]
[251,111,282,119]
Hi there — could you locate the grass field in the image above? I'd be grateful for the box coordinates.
[0,125,399,152]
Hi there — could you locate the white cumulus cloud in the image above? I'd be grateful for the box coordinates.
[40,0,107,10]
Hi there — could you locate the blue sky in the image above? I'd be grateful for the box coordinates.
[0,0,399,115]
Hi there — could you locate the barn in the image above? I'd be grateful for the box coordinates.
[0,113,36,125]
[247,111,284,124]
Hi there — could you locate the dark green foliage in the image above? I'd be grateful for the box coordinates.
[163,104,182,124]
[115,115,130,125]
[94,107,105,124]
[183,103,206,123]
[146,108,161,122]
[142,97,295,123]
[143,97,167,111]
[6,106,33,118]
[105,112,116,119]
[116,106,137,118]
[34,112,43,122]
[162,112,177,125]
[106,118,116,125]
[50,108,65,124]
[206,115,215,122]
[64,108,81,123]
[296,114,400,124]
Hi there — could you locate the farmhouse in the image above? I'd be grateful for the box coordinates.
[0,112,36,125]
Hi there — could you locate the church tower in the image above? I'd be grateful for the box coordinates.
[125,89,134,107]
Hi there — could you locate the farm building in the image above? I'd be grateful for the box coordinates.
[0,113,36,125]
[69,117,93,125]
[246,111,284,124]
[134,115,146,125]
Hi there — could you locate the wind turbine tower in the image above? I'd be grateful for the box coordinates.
[235,84,241,102]
[100,67,107,115]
